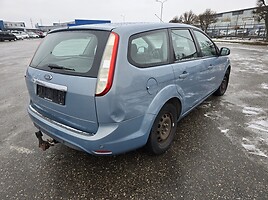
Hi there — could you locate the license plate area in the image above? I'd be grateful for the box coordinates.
[37,84,66,105]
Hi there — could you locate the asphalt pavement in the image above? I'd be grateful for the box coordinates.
[0,39,268,200]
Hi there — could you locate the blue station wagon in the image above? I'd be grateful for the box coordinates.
[25,23,231,155]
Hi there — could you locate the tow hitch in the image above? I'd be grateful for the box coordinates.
[35,131,58,151]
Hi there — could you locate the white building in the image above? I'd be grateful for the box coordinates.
[3,21,26,30]
[211,7,265,30]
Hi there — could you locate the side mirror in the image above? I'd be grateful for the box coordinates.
[219,47,230,56]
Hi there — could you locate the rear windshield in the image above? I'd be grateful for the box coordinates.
[30,30,110,77]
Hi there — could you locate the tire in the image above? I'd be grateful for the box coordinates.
[214,69,230,96]
[147,103,178,155]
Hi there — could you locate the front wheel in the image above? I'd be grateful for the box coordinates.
[214,70,230,96]
[147,103,178,155]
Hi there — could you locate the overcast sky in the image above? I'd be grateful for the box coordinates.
[0,0,257,27]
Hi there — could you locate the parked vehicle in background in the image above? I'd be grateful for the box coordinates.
[10,31,29,39]
[36,31,46,38]
[258,29,266,37]
[13,33,24,40]
[249,28,266,37]
[236,29,248,36]
[206,29,219,37]
[0,31,17,41]
[11,31,24,40]
[219,29,246,37]
[219,30,227,36]
[20,31,30,39]
[25,23,231,155]
[28,32,39,38]
[227,29,236,36]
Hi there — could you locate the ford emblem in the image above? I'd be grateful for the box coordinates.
[44,74,53,81]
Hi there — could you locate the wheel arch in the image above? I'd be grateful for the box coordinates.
[145,95,181,154]
[226,65,231,75]
[166,97,182,121]
[146,85,183,121]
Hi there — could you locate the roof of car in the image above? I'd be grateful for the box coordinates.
[50,22,197,34]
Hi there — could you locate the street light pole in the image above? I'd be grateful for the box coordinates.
[121,14,126,23]
[156,0,167,22]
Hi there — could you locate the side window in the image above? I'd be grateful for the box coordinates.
[171,29,197,61]
[129,30,168,67]
[193,30,217,57]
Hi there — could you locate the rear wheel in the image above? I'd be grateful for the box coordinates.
[214,69,230,96]
[147,103,178,155]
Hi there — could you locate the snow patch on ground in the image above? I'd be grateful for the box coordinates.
[236,63,268,74]
[204,111,222,120]
[242,107,265,116]
[10,145,34,154]
[242,138,268,158]
[229,50,268,74]
[261,83,268,90]
[218,127,229,134]
[243,106,268,141]
[247,119,268,134]
[242,106,268,160]
[199,101,212,109]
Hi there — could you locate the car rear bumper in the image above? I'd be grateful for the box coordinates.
[28,104,155,155]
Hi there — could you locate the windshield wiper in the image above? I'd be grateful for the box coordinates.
[47,64,75,71]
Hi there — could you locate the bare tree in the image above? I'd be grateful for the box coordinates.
[169,16,180,23]
[198,9,217,33]
[170,10,198,25]
[254,0,268,40]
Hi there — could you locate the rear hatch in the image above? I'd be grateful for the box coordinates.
[25,29,110,134]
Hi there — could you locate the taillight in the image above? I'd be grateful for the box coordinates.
[95,32,119,96]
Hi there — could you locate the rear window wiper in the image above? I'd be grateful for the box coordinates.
[47,64,75,71]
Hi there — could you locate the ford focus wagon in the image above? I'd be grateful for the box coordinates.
[25,23,231,155]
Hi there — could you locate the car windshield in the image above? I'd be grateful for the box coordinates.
[30,30,109,75]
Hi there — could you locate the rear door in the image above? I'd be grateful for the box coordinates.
[25,30,110,134]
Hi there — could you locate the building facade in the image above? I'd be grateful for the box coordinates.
[0,20,4,30]
[1,19,111,32]
[208,7,266,37]
[211,7,264,29]
[0,20,26,31]
[36,19,111,32]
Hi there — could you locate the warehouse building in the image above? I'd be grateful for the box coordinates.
[0,20,26,31]
[211,7,264,29]
[0,19,110,32]
[35,19,111,32]
[208,7,266,37]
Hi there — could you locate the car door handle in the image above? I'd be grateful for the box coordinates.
[179,71,189,79]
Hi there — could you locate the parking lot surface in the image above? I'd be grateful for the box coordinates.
[0,39,268,199]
